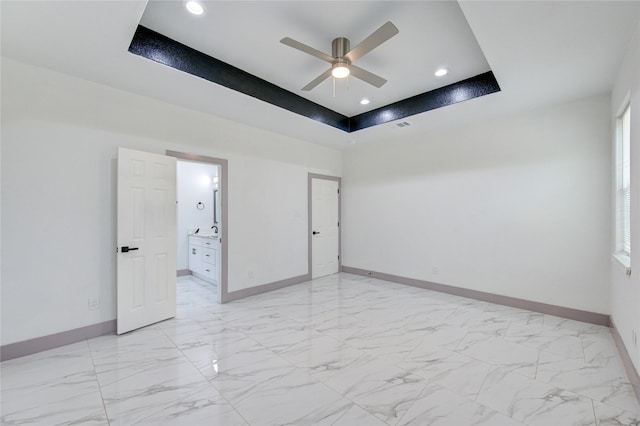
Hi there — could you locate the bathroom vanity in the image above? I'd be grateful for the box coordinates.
[188,234,219,284]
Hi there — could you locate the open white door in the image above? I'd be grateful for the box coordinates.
[311,178,339,279]
[117,148,177,334]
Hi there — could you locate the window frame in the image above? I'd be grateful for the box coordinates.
[614,101,631,268]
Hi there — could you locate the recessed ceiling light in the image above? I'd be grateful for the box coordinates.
[184,1,204,15]
[435,68,448,77]
[360,98,370,105]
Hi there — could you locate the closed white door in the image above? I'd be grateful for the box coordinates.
[312,178,339,279]
[117,148,177,334]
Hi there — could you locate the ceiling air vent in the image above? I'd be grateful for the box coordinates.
[395,121,411,128]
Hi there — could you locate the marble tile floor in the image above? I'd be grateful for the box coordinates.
[2,273,640,425]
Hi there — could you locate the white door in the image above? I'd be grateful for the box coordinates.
[117,148,177,334]
[312,178,339,279]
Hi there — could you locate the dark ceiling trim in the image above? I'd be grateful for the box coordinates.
[350,72,500,131]
[129,26,349,131]
[129,25,500,133]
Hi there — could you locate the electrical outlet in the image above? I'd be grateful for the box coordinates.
[88,297,99,310]
[633,330,638,348]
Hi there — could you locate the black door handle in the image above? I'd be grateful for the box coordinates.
[121,246,139,253]
[312,231,320,235]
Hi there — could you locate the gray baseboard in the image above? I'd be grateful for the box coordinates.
[176,269,192,277]
[610,318,640,404]
[221,273,311,303]
[0,320,116,362]
[1,273,312,361]
[342,266,610,326]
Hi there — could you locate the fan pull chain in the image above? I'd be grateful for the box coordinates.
[332,77,336,98]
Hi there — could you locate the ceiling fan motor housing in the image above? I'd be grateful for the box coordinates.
[332,37,351,64]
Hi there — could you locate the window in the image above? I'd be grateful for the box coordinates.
[616,103,631,260]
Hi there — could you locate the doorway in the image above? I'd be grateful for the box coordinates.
[308,174,341,279]
[167,150,228,304]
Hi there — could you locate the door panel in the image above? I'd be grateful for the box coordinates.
[117,148,177,334]
[312,178,339,279]
[155,253,169,302]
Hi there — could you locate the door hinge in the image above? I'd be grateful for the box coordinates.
[337,188,340,194]
[338,255,340,260]
[338,221,340,227]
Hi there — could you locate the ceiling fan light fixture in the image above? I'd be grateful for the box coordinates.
[184,1,204,15]
[332,62,350,79]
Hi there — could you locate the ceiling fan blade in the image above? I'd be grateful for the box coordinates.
[280,37,335,63]
[302,68,333,91]
[349,64,387,88]
[344,21,399,63]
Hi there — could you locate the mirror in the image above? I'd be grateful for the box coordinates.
[213,189,219,225]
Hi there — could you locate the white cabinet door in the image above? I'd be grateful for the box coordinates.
[311,178,339,279]
[189,244,202,274]
[117,148,176,334]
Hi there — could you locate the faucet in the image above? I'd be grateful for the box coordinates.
[211,225,218,234]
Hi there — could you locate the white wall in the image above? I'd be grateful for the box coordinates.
[343,95,612,314]
[610,20,640,371]
[0,58,341,346]
[176,161,218,271]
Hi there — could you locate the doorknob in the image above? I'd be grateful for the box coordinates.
[121,246,139,253]
[312,231,320,235]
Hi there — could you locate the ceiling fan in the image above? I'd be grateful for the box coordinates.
[280,21,399,91]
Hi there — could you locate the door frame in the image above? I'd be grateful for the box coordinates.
[167,150,229,303]
[308,173,342,277]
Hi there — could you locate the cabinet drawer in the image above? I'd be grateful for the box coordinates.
[200,239,215,248]
[202,248,216,265]
[201,264,216,280]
